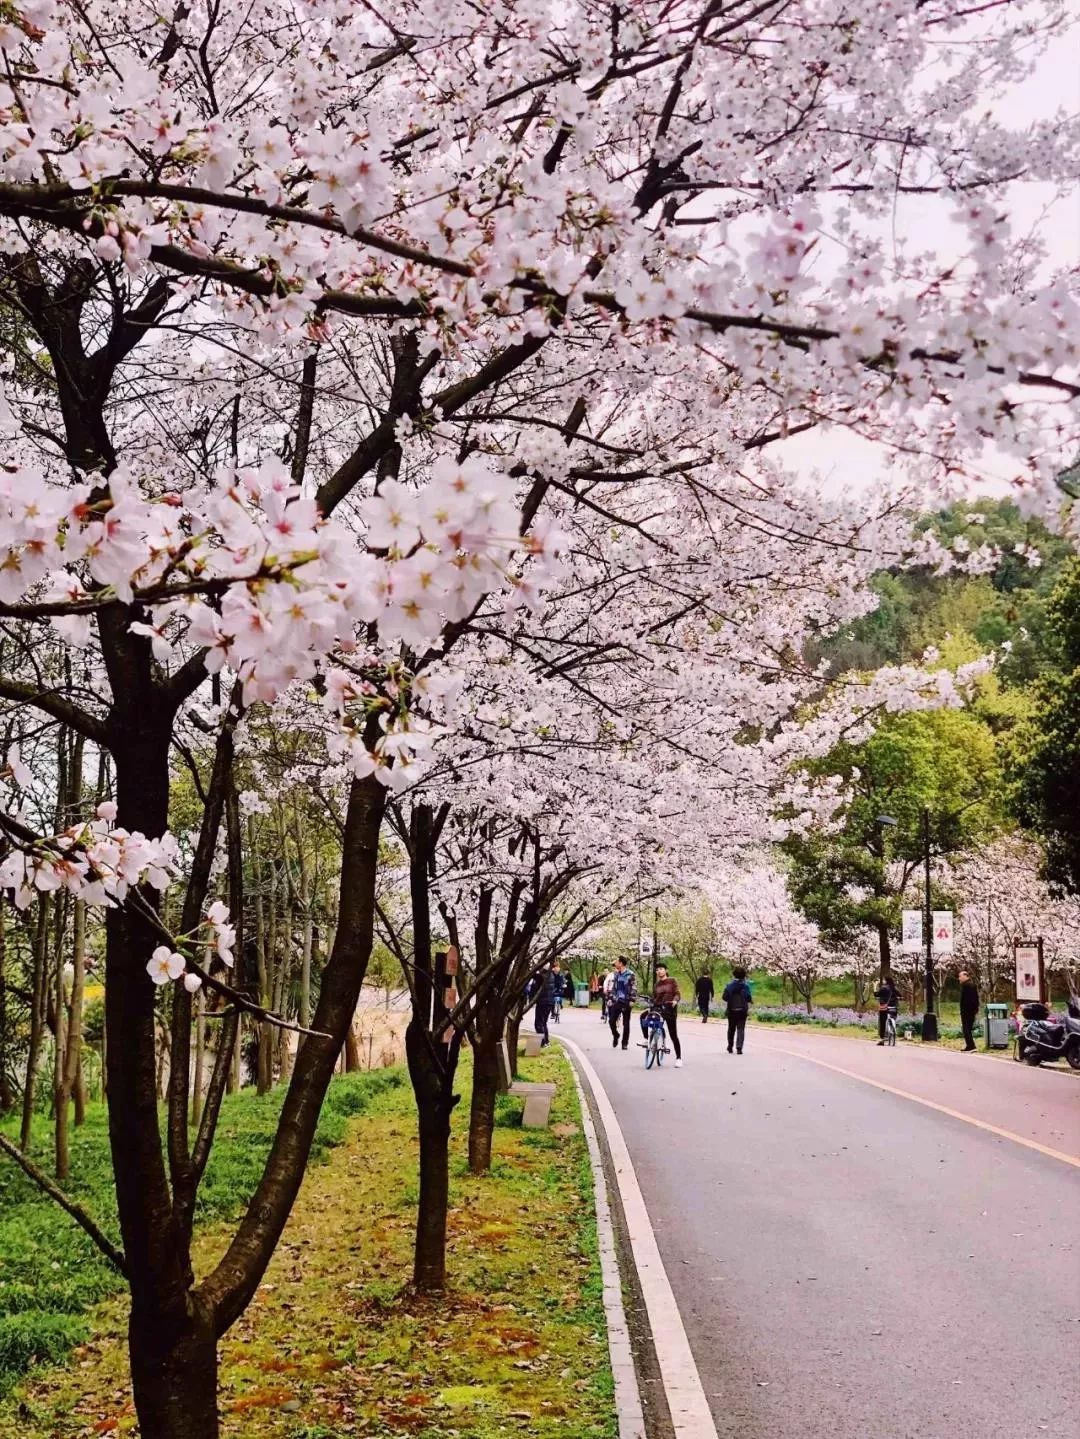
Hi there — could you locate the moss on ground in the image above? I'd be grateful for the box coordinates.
[1,1047,615,1438]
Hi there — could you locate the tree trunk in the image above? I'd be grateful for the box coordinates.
[467,1028,500,1175]
[128,1297,219,1439]
[56,898,87,1181]
[406,1018,459,1292]
[343,1024,361,1072]
[191,989,205,1127]
[105,719,208,1434]
[20,895,50,1152]
[74,1054,87,1125]
[0,906,11,1114]
[506,1012,522,1080]
[877,920,891,983]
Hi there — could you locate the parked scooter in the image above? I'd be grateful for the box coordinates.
[1017,1000,1080,1069]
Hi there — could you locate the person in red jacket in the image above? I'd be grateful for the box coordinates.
[652,964,683,1067]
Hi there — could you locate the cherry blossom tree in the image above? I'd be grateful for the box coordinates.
[0,1,1074,1433]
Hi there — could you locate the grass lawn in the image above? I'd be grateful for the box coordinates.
[0,1048,614,1439]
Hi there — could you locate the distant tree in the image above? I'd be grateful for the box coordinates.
[1010,560,1080,894]
[783,708,1005,977]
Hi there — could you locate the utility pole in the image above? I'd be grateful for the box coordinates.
[922,808,939,1042]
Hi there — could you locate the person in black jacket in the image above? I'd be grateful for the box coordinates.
[875,974,899,1044]
[534,967,558,1047]
[958,970,979,1052]
[722,967,752,1053]
[695,972,714,1023]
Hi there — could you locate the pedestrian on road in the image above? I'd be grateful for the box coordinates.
[608,957,637,1050]
[875,972,899,1045]
[601,967,614,1022]
[722,967,752,1054]
[695,972,714,1023]
[652,965,683,1067]
[534,966,557,1047]
[959,970,979,1052]
[589,971,600,1004]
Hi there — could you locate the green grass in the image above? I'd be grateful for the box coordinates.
[0,1068,404,1399]
[1,1049,615,1439]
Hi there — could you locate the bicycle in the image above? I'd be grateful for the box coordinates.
[551,993,562,1022]
[638,1007,669,1069]
[883,1009,897,1046]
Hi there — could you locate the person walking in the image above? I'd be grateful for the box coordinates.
[534,965,557,1047]
[722,967,752,1053]
[652,964,684,1067]
[874,972,899,1045]
[601,967,614,1022]
[959,969,979,1052]
[608,957,637,1050]
[694,972,714,1023]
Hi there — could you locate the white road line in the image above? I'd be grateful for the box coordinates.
[564,1050,647,1439]
[559,1035,720,1439]
[756,1038,1080,1169]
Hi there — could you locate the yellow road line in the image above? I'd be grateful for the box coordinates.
[757,1040,1080,1170]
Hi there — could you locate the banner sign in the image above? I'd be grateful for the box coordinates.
[902,910,923,954]
[1014,940,1044,1003]
[932,911,954,955]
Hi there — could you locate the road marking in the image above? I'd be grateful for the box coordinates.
[758,1040,1080,1169]
[559,1035,719,1439]
[563,1048,647,1439]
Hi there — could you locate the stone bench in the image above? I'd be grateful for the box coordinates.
[508,1079,557,1128]
[494,1036,556,1128]
[522,1032,543,1058]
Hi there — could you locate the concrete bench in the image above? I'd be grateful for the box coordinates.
[508,1080,557,1128]
[522,1032,543,1058]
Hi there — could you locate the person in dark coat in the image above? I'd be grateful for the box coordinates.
[722,967,752,1054]
[694,972,714,1022]
[874,973,899,1045]
[534,966,557,1047]
[958,970,979,1052]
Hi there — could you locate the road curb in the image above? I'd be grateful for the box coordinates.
[563,1043,647,1439]
[559,1035,719,1439]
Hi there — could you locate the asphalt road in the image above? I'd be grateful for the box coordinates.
[560,1008,1080,1439]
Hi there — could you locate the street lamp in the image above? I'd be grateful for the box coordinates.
[920,808,939,1042]
[875,815,898,982]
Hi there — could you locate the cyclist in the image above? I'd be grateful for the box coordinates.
[608,956,637,1050]
[875,972,899,1045]
[550,960,565,1020]
[652,964,683,1067]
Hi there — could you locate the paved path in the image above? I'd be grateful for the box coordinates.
[561,1008,1080,1439]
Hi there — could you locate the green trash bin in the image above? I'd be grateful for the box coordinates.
[985,1002,1009,1050]
[574,984,590,1008]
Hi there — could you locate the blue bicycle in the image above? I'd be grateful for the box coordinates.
[638,1007,669,1069]
[551,993,562,1022]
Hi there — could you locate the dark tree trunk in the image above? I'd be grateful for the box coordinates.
[468,1027,501,1175]
[877,920,891,982]
[128,1297,219,1439]
[198,771,385,1336]
[406,1018,459,1292]
[105,717,210,1435]
[506,1012,522,1080]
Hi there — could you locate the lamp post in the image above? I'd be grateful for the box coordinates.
[921,808,939,1041]
[875,814,898,982]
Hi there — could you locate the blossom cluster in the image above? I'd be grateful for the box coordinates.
[0,802,179,910]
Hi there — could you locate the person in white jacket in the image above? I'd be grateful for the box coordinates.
[601,968,615,1022]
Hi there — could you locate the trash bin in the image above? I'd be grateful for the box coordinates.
[574,984,590,1008]
[985,1002,1009,1050]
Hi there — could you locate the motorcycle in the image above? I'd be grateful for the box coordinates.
[1017,1001,1080,1069]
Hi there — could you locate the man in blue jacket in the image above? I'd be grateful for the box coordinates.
[608,956,637,1050]
[722,967,753,1054]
